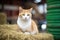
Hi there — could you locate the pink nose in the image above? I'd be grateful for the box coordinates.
[25,17,27,19]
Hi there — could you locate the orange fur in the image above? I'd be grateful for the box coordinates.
[17,7,38,34]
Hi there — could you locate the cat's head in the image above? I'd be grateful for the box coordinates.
[19,7,32,21]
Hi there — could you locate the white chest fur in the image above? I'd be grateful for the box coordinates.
[17,17,31,31]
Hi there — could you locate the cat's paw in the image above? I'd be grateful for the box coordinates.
[24,32,30,35]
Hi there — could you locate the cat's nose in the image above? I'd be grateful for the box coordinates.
[25,17,27,19]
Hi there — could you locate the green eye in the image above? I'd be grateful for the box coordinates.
[27,14,30,16]
[22,14,25,16]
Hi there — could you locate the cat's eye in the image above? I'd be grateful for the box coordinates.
[22,14,25,16]
[27,14,30,16]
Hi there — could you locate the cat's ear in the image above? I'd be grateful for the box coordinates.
[29,8,33,12]
[19,7,23,12]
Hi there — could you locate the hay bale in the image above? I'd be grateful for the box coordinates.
[0,13,7,24]
[0,24,54,40]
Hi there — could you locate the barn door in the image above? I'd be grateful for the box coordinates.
[47,0,60,40]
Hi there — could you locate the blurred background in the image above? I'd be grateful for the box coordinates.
[0,0,47,24]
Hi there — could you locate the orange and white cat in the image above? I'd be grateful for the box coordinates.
[17,7,38,34]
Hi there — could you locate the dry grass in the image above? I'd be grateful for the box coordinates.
[0,13,7,24]
[0,24,54,40]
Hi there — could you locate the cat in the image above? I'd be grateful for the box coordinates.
[17,7,38,34]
